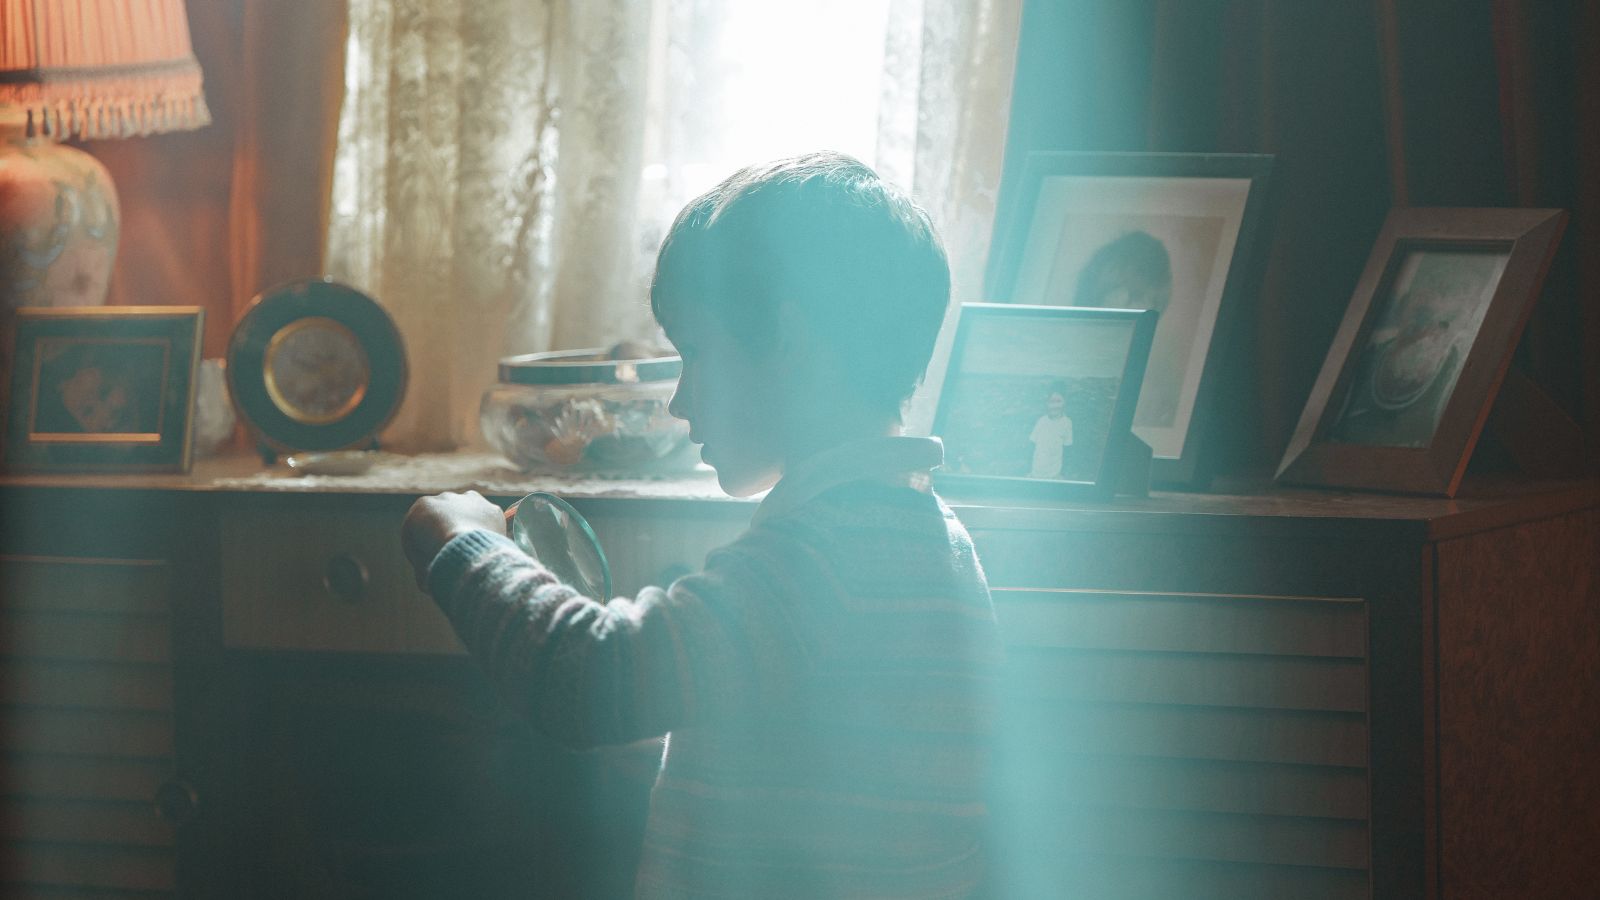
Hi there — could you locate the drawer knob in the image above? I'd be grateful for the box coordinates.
[324,553,370,602]
[154,777,199,825]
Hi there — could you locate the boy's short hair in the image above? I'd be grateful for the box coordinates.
[651,152,950,418]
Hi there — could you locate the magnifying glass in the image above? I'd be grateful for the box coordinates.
[502,492,613,600]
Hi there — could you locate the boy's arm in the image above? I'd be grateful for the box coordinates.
[425,527,793,749]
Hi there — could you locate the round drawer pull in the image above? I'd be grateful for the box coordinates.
[323,553,370,602]
[153,777,199,825]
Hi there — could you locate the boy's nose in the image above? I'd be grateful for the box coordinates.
[667,383,689,423]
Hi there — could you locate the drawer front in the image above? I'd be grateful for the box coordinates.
[973,526,1375,900]
[970,526,1379,598]
[1,555,179,897]
[221,505,460,655]
[219,499,752,655]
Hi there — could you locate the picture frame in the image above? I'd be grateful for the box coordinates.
[2,306,205,472]
[932,303,1159,501]
[1275,207,1567,497]
[986,151,1275,489]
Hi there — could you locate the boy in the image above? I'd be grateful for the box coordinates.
[1028,382,1073,479]
[402,152,1002,898]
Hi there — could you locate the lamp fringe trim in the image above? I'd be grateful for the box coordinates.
[0,0,212,139]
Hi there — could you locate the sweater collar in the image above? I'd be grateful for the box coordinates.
[752,436,944,526]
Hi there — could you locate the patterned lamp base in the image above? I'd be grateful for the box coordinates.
[0,114,121,391]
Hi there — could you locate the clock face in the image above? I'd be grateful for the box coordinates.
[262,316,371,424]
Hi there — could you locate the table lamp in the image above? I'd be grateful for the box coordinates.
[0,0,209,320]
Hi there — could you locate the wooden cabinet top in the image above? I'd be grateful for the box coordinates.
[3,452,1596,544]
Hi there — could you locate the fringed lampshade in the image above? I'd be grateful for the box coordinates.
[0,0,210,372]
[1,0,210,139]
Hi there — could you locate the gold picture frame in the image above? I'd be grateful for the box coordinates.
[2,306,204,472]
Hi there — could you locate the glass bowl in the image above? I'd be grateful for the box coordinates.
[479,348,697,475]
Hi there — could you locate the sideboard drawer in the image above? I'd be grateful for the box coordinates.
[969,526,1382,598]
[992,588,1367,659]
[987,585,1374,897]
[220,504,462,655]
[218,496,752,655]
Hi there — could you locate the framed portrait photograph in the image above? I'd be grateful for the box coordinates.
[1276,207,1567,497]
[932,303,1158,500]
[2,306,205,472]
[986,152,1274,488]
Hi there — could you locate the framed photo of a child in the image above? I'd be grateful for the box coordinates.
[985,152,1274,489]
[1276,207,1567,497]
[932,303,1157,500]
[2,306,204,472]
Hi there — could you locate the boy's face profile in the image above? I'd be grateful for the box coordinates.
[1045,392,1066,418]
[661,300,787,497]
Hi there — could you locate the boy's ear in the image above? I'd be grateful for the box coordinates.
[773,300,817,366]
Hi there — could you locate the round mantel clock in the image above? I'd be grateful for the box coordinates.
[227,279,406,461]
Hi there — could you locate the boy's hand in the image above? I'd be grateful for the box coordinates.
[402,490,506,588]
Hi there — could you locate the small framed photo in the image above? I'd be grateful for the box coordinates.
[1276,207,1567,497]
[2,306,205,472]
[986,152,1274,488]
[933,303,1158,500]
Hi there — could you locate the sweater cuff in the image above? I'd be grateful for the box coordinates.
[426,529,518,604]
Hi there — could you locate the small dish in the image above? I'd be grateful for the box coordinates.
[284,450,390,477]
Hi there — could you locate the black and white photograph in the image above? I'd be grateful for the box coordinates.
[933,303,1156,496]
[1326,248,1508,448]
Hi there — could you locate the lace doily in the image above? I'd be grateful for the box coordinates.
[211,451,736,502]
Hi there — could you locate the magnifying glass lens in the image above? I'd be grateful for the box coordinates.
[504,492,612,600]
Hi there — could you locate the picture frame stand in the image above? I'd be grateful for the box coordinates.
[1478,368,1589,479]
[1109,431,1154,498]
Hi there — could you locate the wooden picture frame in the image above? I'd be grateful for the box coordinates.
[986,151,1275,489]
[2,306,205,472]
[1276,207,1567,497]
[932,303,1158,501]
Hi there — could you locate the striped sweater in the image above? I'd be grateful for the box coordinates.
[427,437,1003,898]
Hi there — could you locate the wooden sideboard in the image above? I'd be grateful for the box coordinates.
[2,457,1596,898]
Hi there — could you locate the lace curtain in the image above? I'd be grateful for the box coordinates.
[327,0,1022,451]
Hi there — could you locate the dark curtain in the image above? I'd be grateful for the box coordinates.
[79,0,347,358]
[993,0,1599,478]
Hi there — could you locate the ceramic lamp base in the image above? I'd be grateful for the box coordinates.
[0,131,120,309]
[0,118,120,392]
